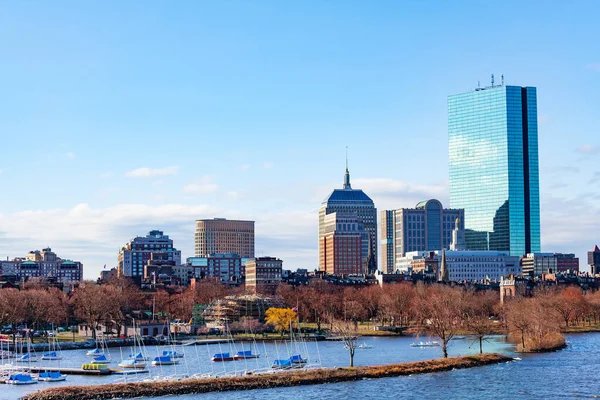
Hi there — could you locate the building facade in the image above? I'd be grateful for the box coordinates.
[448,82,541,256]
[522,253,580,277]
[319,167,377,274]
[589,245,600,276]
[321,213,369,275]
[0,247,83,283]
[118,230,181,279]
[187,253,249,282]
[381,210,395,273]
[397,250,520,282]
[245,257,282,295]
[194,218,255,258]
[381,199,464,272]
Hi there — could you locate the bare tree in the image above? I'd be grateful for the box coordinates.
[464,291,497,353]
[415,285,465,358]
[72,282,112,339]
[505,298,532,351]
[332,318,360,367]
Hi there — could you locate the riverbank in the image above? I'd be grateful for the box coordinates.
[23,353,512,400]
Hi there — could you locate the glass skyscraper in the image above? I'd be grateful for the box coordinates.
[448,84,541,256]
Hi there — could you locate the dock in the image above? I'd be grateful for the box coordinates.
[28,366,111,376]
[182,338,232,346]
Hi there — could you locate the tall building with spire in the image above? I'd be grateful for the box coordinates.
[319,164,377,274]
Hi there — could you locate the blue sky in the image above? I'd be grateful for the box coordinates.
[0,1,599,278]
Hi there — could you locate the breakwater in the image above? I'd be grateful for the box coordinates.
[23,353,512,400]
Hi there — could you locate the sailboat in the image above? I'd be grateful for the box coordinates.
[118,320,148,369]
[41,330,62,361]
[6,373,38,385]
[8,338,38,385]
[90,335,112,364]
[16,338,37,363]
[38,371,66,382]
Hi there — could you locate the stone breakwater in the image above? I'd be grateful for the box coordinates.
[23,354,513,400]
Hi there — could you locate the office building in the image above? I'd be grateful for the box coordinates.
[319,166,377,274]
[186,253,249,282]
[381,210,395,273]
[118,230,181,279]
[448,80,541,256]
[194,218,255,258]
[321,212,369,275]
[381,199,464,272]
[245,257,282,295]
[0,247,83,283]
[397,250,520,282]
[590,245,600,276]
[556,253,579,273]
[522,252,580,277]
[396,223,520,282]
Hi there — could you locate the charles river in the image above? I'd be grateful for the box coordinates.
[6,333,600,400]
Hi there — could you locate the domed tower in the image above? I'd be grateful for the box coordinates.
[318,164,377,275]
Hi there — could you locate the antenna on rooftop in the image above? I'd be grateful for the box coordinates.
[345,146,348,171]
[478,80,480,89]
[501,74,504,86]
[491,74,495,87]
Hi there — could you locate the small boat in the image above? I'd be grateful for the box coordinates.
[162,350,184,359]
[129,352,149,361]
[410,341,440,347]
[271,359,293,369]
[211,352,234,362]
[344,342,373,350]
[86,348,102,357]
[233,350,260,360]
[152,355,179,366]
[91,354,111,364]
[6,373,38,385]
[16,353,37,362]
[118,358,147,369]
[41,351,62,361]
[289,354,307,364]
[38,371,66,382]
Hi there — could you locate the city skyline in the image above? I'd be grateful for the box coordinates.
[0,2,599,279]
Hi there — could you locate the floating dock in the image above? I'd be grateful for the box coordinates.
[28,367,111,376]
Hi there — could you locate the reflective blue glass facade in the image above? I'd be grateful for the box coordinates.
[448,85,541,256]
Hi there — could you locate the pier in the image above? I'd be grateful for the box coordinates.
[27,367,111,376]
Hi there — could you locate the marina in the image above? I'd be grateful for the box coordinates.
[1,335,514,398]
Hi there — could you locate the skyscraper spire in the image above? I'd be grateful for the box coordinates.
[343,146,352,189]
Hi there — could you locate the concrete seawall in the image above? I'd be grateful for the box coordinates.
[23,353,513,400]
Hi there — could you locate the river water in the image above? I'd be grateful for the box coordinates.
[5,333,600,399]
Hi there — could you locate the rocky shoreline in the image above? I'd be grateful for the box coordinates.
[23,353,513,400]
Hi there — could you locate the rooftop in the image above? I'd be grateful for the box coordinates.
[322,166,373,204]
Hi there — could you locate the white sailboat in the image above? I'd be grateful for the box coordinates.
[41,330,62,361]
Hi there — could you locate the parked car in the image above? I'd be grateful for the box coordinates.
[57,327,66,333]
[208,328,221,335]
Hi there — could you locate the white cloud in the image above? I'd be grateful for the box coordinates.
[0,202,218,279]
[66,152,76,158]
[575,144,599,154]
[241,164,251,171]
[183,177,218,194]
[263,162,273,169]
[125,166,179,178]
[226,191,246,200]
